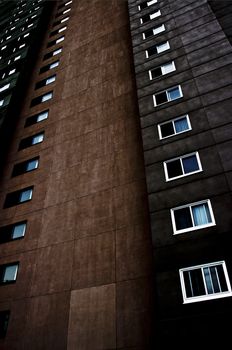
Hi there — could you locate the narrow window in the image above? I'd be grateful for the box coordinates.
[180,261,232,303]
[0,263,19,284]
[12,157,39,176]
[164,152,202,181]
[146,41,170,58]
[158,115,191,139]
[25,110,49,126]
[138,0,157,11]
[0,83,10,92]
[171,199,216,234]
[0,311,10,338]
[153,85,183,106]
[143,24,165,39]
[41,92,52,102]
[18,132,44,150]
[140,10,161,24]
[149,61,176,80]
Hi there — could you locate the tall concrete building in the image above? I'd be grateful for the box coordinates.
[0,0,231,349]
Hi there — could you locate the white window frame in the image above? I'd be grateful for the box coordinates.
[145,40,170,58]
[171,199,216,235]
[142,24,165,40]
[138,0,158,11]
[179,261,232,304]
[163,151,202,181]
[140,10,161,24]
[149,61,176,80]
[158,114,192,140]
[153,85,183,107]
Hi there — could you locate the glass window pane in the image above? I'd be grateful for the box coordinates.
[160,122,174,138]
[151,67,162,79]
[37,111,48,122]
[166,159,183,178]
[20,189,32,202]
[41,92,52,102]
[217,265,228,292]
[147,45,157,57]
[174,207,193,230]
[50,61,59,69]
[150,10,161,19]
[46,76,55,85]
[156,41,170,54]
[203,267,214,294]
[12,223,26,239]
[189,268,206,297]
[174,117,189,133]
[192,203,212,226]
[3,265,18,282]
[155,91,167,105]
[32,134,44,144]
[153,24,165,35]
[182,155,199,174]
[162,62,175,74]
[26,159,39,171]
[168,87,182,101]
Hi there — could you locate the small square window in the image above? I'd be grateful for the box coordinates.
[2,264,18,283]
[171,199,216,234]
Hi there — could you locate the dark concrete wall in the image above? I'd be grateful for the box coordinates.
[128,0,232,346]
[0,0,154,349]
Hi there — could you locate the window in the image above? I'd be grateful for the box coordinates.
[146,41,170,58]
[153,85,183,106]
[47,36,64,48]
[180,261,232,303]
[164,152,202,181]
[18,132,44,150]
[50,26,67,37]
[39,61,59,74]
[43,48,62,60]
[143,24,165,39]
[61,16,69,23]
[149,61,175,80]
[138,0,157,10]
[0,263,19,284]
[158,115,191,139]
[12,157,39,176]
[0,83,10,92]
[171,199,216,234]
[0,222,27,243]
[140,10,161,24]
[0,99,4,107]
[0,311,10,338]
[4,187,33,208]
[30,92,53,106]
[25,110,49,127]
[35,75,56,89]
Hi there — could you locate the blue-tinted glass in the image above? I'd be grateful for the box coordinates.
[20,189,32,202]
[12,223,26,239]
[26,159,38,171]
[168,87,181,101]
[192,204,212,226]
[174,117,189,133]
[3,265,18,282]
[182,155,199,174]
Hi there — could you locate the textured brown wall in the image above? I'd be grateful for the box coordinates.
[0,0,153,349]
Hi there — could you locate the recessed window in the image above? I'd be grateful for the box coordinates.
[143,24,165,39]
[0,222,27,243]
[180,261,232,303]
[149,61,176,80]
[4,187,33,208]
[0,83,10,92]
[12,157,39,176]
[0,263,19,284]
[153,85,183,107]
[43,48,62,60]
[158,115,191,139]
[164,152,202,181]
[0,311,10,338]
[171,199,216,234]
[140,10,161,24]
[25,110,49,127]
[35,75,56,89]
[146,41,170,58]
[138,0,157,11]
[39,61,59,74]
[18,132,44,150]
[9,68,16,75]
[30,92,53,106]
[61,16,69,23]
[50,26,67,37]
[56,36,65,44]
